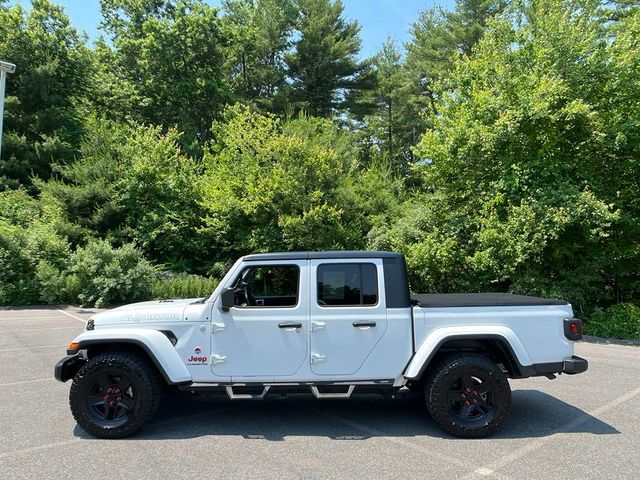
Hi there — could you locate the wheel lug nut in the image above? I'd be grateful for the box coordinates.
[473,391,478,396]
[116,396,121,401]
[465,400,470,405]
[473,399,478,404]
[461,393,466,398]
[466,388,471,392]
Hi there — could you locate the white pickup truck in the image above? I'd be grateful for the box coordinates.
[55,251,587,439]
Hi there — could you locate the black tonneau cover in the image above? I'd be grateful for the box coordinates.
[412,293,568,308]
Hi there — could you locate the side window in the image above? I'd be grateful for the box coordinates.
[233,265,299,307]
[317,263,378,307]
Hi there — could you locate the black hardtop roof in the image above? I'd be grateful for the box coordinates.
[242,250,403,261]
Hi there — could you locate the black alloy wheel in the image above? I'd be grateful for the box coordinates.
[86,370,137,427]
[446,373,494,423]
[69,352,161,438]
[424,353,511,438]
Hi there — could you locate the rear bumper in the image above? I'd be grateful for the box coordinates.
[518,355,588,378]
[54,353,86,382]
[562,355,588,375]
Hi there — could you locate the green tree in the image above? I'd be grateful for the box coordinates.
[406,0,506,95]
[0,0,91,190]
[285,0,372,117]
[39,118,206,271]
[96,0,232,147]
[222,0,297,112]
[403,0,637,313]
[359,39,417,170]
[201,106,402,271]
[398,0,506,165]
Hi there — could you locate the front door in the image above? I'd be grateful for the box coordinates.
[210,261,308,378]
[309,259,388,376]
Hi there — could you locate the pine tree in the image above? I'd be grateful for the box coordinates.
[285,0,371,117]
[406,0,507,90]
[361,39,416,170]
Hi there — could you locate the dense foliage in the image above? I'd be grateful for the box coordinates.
[585,303,640,340]
[151,274,220,300]
[0,0,91,190]
[0,0,638,337]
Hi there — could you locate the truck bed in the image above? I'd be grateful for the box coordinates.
[412,293,568,308]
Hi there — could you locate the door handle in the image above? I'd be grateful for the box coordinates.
[311,321,326,332]
[211,322,226,333]
[311,353,326,364]
[278,321,302,329]
[210,354,227,365]
[352,320,376,328]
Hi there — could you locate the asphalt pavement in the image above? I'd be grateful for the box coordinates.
[0,306,638,480]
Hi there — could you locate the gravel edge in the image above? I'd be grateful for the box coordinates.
[582,335,640,347]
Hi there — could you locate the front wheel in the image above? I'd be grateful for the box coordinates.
[424,353,511,438]
[69,352,161,438]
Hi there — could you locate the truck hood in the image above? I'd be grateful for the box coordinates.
[90,298,204,327]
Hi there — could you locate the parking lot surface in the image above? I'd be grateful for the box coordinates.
[0,306,638,480]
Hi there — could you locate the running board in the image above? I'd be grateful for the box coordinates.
[310,385,355,399]
[180,381,395,397]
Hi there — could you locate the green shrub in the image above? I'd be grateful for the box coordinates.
[0,222,70,305]
[0,189,41,227]
[36,260,71,304]
[151,275,219,300]
[585,304,640,340]
[65,240,158,307]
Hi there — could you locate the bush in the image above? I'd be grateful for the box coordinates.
[585,304,640,340]
[151,275,219,300]
[0,222,70,305]
[64,240,158,307]
[0,189,41,227]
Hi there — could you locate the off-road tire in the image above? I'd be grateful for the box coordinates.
[424,353,511,438]
[69,352,161,439]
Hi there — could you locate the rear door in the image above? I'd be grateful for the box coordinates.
[309,259,387,376]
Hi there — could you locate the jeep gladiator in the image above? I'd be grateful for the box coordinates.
[55,251,588,438]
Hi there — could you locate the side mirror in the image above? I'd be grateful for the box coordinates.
[220,287,235,312]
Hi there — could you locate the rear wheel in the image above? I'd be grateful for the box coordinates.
[69,352,161,438]
[424,353,511,438]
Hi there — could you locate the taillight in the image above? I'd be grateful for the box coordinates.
[564,318,583,341]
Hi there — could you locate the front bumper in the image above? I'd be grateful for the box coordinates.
[54,352,86,382]
[562,355,588,374]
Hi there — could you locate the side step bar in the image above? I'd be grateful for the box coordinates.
[310,385,355,399]
[225,386,270,400]
[181,381,396,399]
[224,385,356,400]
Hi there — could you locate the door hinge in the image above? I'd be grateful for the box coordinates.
[311,353,326,364]
[311,321,326,332]
[210,354,227,365]
[211,322,226,334]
